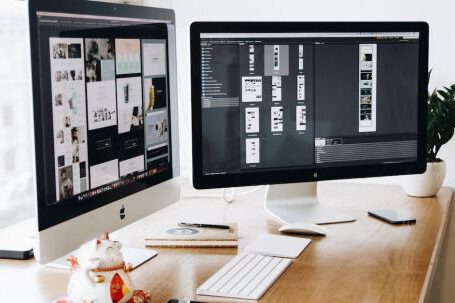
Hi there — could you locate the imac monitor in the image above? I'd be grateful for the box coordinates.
[190,22,428,224]
[29,0,180,264]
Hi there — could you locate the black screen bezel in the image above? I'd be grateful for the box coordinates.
[29,0,176,231]
[190,22,428,189]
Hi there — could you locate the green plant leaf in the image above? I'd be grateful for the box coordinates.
[427,77,455,160]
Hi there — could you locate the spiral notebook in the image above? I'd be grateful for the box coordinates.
[144,223,238,248]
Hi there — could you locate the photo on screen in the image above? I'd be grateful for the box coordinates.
[360,113,372,121]
[241,76,262,102]
[80,162,87,179]
[264,45,289,76]
[144,77,167,112]
[54,93,63,106]
[119,155,145,177]
[361,72,372,80]
[68,43,82,59]
[90,159,119,189]
[52,43,68,59]
[71,126,86,144]
[87,81,117,130]
[85,38,115,82]
[360,96,372,104]
[116,39,141,75]
[57,155,65,168]
[361,88,372,96]
[145,110,169,146]
[116,76,144,133]
[142,40,166,77]
[58,166,74,200]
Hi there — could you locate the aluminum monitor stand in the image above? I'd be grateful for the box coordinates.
[265,182,355,224]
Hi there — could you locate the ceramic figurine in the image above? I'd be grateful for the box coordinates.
[54,233,151,303]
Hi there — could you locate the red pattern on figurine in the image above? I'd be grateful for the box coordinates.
[53,233,152,303]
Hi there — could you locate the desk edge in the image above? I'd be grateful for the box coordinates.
[419,187,453,303]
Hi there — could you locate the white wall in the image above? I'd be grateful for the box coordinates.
[0,1,35,227]
[158,0,455,186]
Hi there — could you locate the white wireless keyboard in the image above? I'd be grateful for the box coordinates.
[197,253,292,300]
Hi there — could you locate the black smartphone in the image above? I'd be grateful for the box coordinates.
[368,209,416,224]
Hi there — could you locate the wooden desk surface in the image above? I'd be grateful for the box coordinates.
[0,183,452,303]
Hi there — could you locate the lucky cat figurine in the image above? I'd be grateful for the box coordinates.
[55,233,151,303]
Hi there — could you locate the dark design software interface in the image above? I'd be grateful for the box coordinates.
[36,12,171,205]
[200,32,420,175]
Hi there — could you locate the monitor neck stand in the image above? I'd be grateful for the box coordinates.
[265,182,355,225]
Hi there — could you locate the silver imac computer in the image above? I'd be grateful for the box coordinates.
[190,22,428,224]
[28,0,180,264]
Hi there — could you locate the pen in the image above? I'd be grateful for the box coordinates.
[178,222,230,229]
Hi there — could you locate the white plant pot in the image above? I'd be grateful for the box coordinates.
[402,160,446,197]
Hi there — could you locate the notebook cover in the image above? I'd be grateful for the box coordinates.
[145,239,238,248]
[144,223,238,247]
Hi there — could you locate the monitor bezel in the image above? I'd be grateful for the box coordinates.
[190,22,428,189]
[29,0,176,230]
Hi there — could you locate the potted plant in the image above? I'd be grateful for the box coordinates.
[403,78,455,197]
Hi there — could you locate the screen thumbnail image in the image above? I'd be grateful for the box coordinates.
[57,161,88,201]
[245,138,260,164]
[54,69,83,82]
[142,40,167,77]
[296,105,307,131]
[116,77,144,134]
[264,45,289,76]
[51,41,81,60]
[87,81,117,130]
[119,155,145,177]
[145,110,169,146]
[272,76,282,101]
[85,38,115,82]
[297,75,305,101]
[54,125,87,167]
[298,44,304,70]
[242,76,262,102]
[249,51,255,72]
[271,106,283,132]
[245,107,259,133]
[58,165,74,200]
[144,77,167,112]
[116,39,141,75]
[90,159,120,189]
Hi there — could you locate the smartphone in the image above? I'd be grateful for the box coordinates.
[368,209,416,224]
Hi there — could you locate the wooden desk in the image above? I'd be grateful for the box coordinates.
[0,183,452,303]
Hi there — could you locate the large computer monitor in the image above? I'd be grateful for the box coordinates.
[190,22,428,224]
[28,0,180,264]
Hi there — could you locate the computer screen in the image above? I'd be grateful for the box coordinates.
[32,10,174,229]
[191,23,428,188]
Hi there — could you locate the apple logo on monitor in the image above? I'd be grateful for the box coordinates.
[119,205,126,220]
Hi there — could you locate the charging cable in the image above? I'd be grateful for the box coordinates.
[182,186,263,203]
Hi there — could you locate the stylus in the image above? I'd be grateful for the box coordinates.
[178,222,230,229]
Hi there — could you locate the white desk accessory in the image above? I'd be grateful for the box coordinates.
[197,253,292,300]
[197,234,311,300]
[278,222,327,236]
[244,234,311,258]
